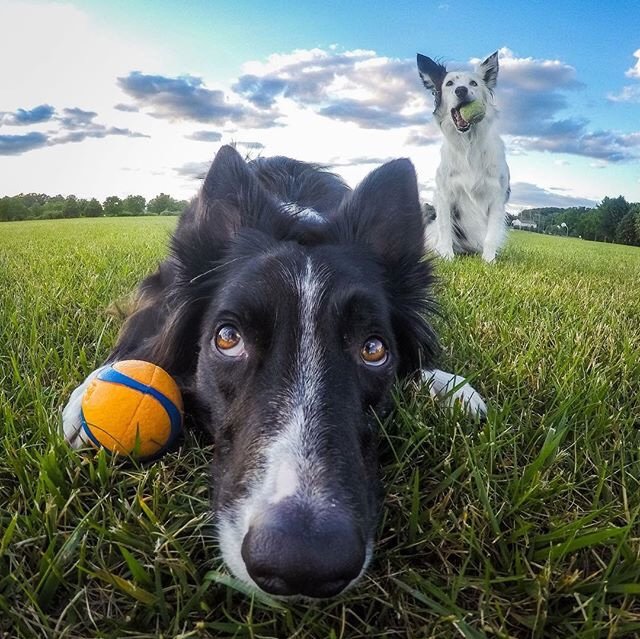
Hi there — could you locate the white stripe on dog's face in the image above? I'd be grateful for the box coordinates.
[265,257,326,504]
[269,460,299,504]
[216,258,329,584]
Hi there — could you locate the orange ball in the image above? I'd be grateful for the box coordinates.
[80,360,183,460]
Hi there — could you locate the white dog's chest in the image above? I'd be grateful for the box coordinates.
[437,149,501,205]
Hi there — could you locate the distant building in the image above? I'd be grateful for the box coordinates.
[512,219,537,230]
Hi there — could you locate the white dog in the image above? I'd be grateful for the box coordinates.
[417,51,510,262]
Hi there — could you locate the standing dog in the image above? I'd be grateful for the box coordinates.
[417,51,510,262]
[62,146,485,599]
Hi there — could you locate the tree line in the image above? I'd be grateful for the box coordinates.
[514,196,640,246]
[3,192,640,248]
[0,193,189,222]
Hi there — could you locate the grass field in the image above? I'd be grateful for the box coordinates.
[1,217,640,638]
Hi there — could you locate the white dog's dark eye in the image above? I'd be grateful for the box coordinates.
[215,325,246,357]
[446,80,454,86]
[470,80,478,86]
[361,337,388,367]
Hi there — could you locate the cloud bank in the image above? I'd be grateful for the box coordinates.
[510,182,598,209]
[0,104,148,155]
[117,71,282,128]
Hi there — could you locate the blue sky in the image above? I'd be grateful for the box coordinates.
[1,0,639,209]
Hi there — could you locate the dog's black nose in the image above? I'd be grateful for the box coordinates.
[241,501,366,598]
[455,86,468,98]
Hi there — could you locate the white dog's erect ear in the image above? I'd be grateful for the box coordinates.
[417,54,447,95]
[478,51,499,90]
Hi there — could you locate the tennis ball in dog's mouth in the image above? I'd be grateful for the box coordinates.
[459,100,486,124]
[80,360,183,461]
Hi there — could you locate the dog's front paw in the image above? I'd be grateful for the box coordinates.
[481,249,496,263]
[422,368,487,419]
[61,366,107,448]
[436,246,455,260]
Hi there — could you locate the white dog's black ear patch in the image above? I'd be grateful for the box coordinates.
[417,54,447,109]
[478,51,499,90]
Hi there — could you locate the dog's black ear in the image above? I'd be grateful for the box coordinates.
[201,144,248,203]
[417,53,447,95]
[195,144,275,239]
[478,51,499,90]
[170,145,280,285]
[156,147,278,377]
[335,158,424,264]
[336,158,439,374]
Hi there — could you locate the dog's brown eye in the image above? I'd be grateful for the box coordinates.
[215,325,245,357]
[361,337,388,366]
[446,80,454,86]
[470,80,477,86]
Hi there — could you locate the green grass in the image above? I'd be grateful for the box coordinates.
[1,218,640,638]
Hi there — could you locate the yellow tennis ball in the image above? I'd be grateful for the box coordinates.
[80,360,183,461]
[459,100,486,124]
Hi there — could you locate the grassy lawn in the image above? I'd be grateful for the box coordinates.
[1,218,640,638]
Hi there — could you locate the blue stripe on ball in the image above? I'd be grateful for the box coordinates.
[89,366,183,453]
[80,409,104,448]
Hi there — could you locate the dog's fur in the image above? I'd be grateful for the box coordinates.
[62,146,485,599]
[417,51,510,262]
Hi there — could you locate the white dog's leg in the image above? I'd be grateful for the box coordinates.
[61,365,109,448]
[422,368,487,418]
[481,201,507,263]
[433,200,455,259]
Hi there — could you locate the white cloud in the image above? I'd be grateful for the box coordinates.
[608,51,640,103]
[488,47,583,92]
[607,50,640,103]
[625,49,640,78]
[607,85,640,103]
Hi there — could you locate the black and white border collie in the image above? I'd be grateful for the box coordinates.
[63,145,485,599]
[417,51,510,262]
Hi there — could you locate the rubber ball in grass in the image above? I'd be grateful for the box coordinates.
[459,100,486,124]
[80,360,183,461]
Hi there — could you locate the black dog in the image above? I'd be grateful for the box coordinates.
[63,145,485,598]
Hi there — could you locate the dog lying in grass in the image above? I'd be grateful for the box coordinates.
[417,51,510,262]
[63,146,485,598]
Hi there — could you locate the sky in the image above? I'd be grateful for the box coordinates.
[1,0,639,211]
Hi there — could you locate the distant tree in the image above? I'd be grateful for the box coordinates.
[616,211,640,246]
[575,209,600,240]
[39,206,64,220]
[40,197,65,219]
[28,202,44,218]
[122,195,146,216]
[0,197,10,222]
[597,196,629,242]
[84,198,103,218]
[632,204,640,241]
[62,196,82,218]
[147,193,184,215]
[103,196,124,217]
[3,198,29,221]
[553,207,591,236]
